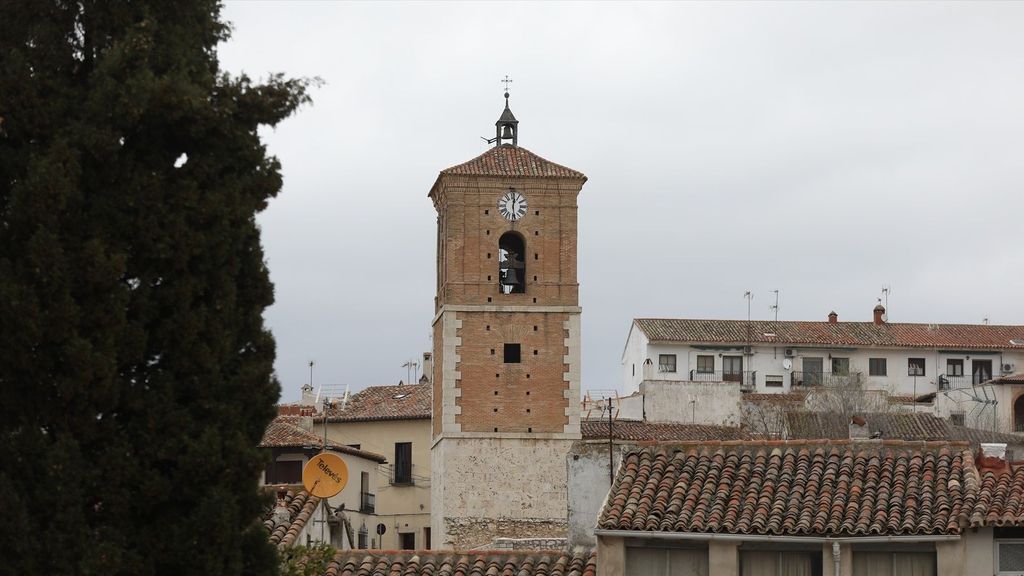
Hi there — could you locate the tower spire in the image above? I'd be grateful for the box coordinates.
[494,76,518,147]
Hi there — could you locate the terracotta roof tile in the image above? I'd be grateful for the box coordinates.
[969,466,1024,527]
[323,549,596,576]
[581,420,751,442]
[322,384,431,423]
[784,412,1022,445]
[260,416,387,463]
[598,440,972,536]
[263,488,321,548]
[992,373,1024,384]
[635,318,1024,350]
[437,145,586,180]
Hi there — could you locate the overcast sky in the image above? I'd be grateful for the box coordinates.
[218,1,1024,402]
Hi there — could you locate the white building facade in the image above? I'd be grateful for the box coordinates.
[621,306,1024,411]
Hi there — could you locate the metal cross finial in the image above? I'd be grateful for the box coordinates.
[501,75,513,95]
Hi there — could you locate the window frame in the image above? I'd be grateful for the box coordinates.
[831,357,850,376]
[393,442,413,485]
[947,359,964,377]
[908,358,926,376]
[696,355,714,373]
[658,354,677,373]
[869,358,887,377]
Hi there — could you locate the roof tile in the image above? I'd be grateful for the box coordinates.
[581,420,751,442]
[260,416,387,463]
[599,440,972,536]
[322,384,431,423]
[438,145,586,179]
[635,318,1024,350]
[323,550,596,576]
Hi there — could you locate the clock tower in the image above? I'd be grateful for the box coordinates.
[429,92,586,549]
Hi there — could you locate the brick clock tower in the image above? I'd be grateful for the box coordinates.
[428,92,586,549]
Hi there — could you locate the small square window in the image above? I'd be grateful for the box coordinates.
[869,358,887,376]
[765,375,784,387]
[658,354,677,373]
[908,358,926,376]
[950,412,965,426]
[696,355,714,373]
[504,343,521,363]
[947,359,964,377]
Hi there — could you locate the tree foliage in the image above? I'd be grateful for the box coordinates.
[0,2,311,573]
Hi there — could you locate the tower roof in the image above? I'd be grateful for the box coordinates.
[437,145,587,180]
[496,100,518,125]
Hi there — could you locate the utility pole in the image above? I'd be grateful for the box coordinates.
[607,397,614,486]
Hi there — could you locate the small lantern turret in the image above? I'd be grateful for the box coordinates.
[495,91,518,147]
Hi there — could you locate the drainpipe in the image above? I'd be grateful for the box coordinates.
[832,541,840,576]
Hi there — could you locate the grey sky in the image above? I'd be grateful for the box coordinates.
[218,2,1024,402]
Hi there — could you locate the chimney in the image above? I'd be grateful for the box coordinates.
[849,415,869,439]
[873,304,886,325]
[421,352,433,385]
[828,311,838,324]
[978,443,1009,472]
[300,383,315,406]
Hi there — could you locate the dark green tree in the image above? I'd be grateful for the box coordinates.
[0,2,311,574]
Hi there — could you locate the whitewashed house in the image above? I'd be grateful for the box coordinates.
[620,306,1024,427]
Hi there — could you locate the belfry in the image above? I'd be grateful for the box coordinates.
[428,89,587,548]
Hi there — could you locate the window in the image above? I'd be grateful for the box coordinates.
[696,355,714,373]
[853,551,935,576]
[722,356,743,382]
[658,354,677,373]
[765,375,784,387]
[740,550,822,576]
[357,526,368,549]
[626,547,708,576]
[946,359,964,377]
[831,357,850,376]
[265,459,302,484]
[869,358,887,376]
[399,532,415,550]
[503,343,521,363]
[949,412,965,426]
[908,358,926,376]
[393,442,412,484]
[423,527,431,550]
[360,472,375,513]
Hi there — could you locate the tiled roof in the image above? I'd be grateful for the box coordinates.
[968,467,1024,527]
[992,373,1024,384]
[634,318,1024,350]
[784,412,1022,446]
[598,440,972,536]
[323,550,596,576]
[322,384,431,423]
[743,392,807,404]
[263,489,321,547]
[438,146,586,180]
[581,420,751,442]
[260,416,387,463]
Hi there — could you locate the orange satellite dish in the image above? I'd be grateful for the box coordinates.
[302,452,348,498]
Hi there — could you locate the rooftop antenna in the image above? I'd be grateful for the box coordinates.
[881,285,891,317]
[744,291,754,359]
[401,359,418,387]
[310,361,320,405]
[770,290,779,322]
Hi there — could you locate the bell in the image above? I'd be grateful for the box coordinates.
[501,125,514,140]
[502,268,519,286]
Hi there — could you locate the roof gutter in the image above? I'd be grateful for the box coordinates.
[593,529,961,544]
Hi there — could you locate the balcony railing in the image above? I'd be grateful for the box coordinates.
[791,371,863,388]
[688,370,757,390]
[939,374,994,389]
[389,464,414,486]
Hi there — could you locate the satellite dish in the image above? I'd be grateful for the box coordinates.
[782,358,793,371]
[302,452,349,498]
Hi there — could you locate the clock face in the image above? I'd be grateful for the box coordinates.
[498,190,527,221]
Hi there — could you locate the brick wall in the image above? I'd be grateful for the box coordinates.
[455,311,570,433]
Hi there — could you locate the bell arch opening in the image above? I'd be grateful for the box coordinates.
[498,232,526,294]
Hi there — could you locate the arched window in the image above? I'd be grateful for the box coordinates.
[498,232,526,294]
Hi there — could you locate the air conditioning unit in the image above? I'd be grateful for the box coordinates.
[1003,363,1015,374]
[784,348,795,357]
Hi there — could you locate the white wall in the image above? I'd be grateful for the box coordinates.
[621,337,1024,398]
[641,380,742,426]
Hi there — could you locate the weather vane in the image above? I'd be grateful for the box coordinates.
[501,75,513,95]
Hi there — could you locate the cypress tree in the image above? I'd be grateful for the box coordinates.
[0,2,310,574]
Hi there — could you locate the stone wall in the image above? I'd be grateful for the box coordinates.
[640,379,743,425]
[568,441,624,548]
[432,436,573,549]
